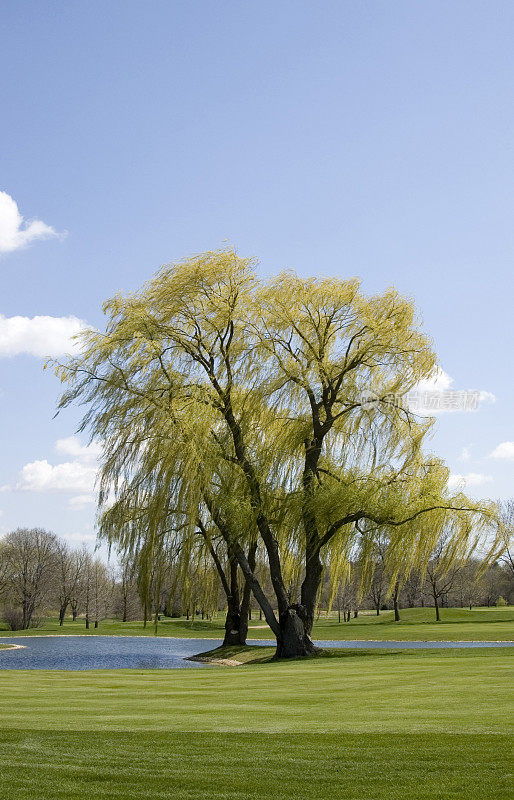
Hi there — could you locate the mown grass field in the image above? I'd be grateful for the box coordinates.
[0,647,512,799]
[2,605,513,641]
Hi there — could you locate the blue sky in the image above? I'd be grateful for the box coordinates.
[0,0,513,545]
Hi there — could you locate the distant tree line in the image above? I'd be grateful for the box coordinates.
[0,529,111,630]
[0,523,512,631]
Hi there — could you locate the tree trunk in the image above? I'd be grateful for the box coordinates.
[376,606,380,616]
[238,541,257,646]
[274,606,317,659]
[223,558,243,647]
[434,595,440,621]
[85,614,90,629]
[22,597,31,630]
[59,603,68,626]
[393,582,400,622]
[203,489,314,658]
[200,523,252,649]
[300,543,323,637]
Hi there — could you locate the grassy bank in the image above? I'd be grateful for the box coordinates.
[0,648,512,798]
[1,605,513,641]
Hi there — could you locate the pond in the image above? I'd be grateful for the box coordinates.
[0,636,511,670]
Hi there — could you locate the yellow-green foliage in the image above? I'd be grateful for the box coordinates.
[53,249,500,621]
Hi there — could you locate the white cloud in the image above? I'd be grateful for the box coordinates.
[16,459,97,493]
[490,441,514,460]
[0,191,62,254]
[448,472,493,490]
[417,368,454,393]
[10,437,101,495]
[0,314,87,357]
[69,494,96,509]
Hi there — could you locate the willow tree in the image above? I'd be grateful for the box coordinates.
[54,249,496,657]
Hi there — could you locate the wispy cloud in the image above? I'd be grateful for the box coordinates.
[448,472,493,490]
[412,368,495,415]
[490,441,514,460]
[68,494,96,510]
[56,436,102,463]
[458,446,472,462]
[0,191,62,255]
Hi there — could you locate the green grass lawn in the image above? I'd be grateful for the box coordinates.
[0,648,512,799]
[1,605,513,641]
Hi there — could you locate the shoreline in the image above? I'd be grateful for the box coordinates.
[0,633,512,644]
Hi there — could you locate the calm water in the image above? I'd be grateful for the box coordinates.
[0,635,512,670]
[0,636,221,670]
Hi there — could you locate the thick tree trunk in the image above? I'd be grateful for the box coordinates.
[223,558,243,647]
[434,595,440,622]
[275,605,317,659]
[216,397,325,659]
[300,543,323,637]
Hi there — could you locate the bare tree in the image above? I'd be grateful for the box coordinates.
[0,541,9,602]
[113,556,141,622]
[499,500,514,578]
[402,568,423,608]
[425,529,464,622]
[55,543,85,626]
[92,558,112,628]
[2,528,58,629]
[364,535,388,616]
